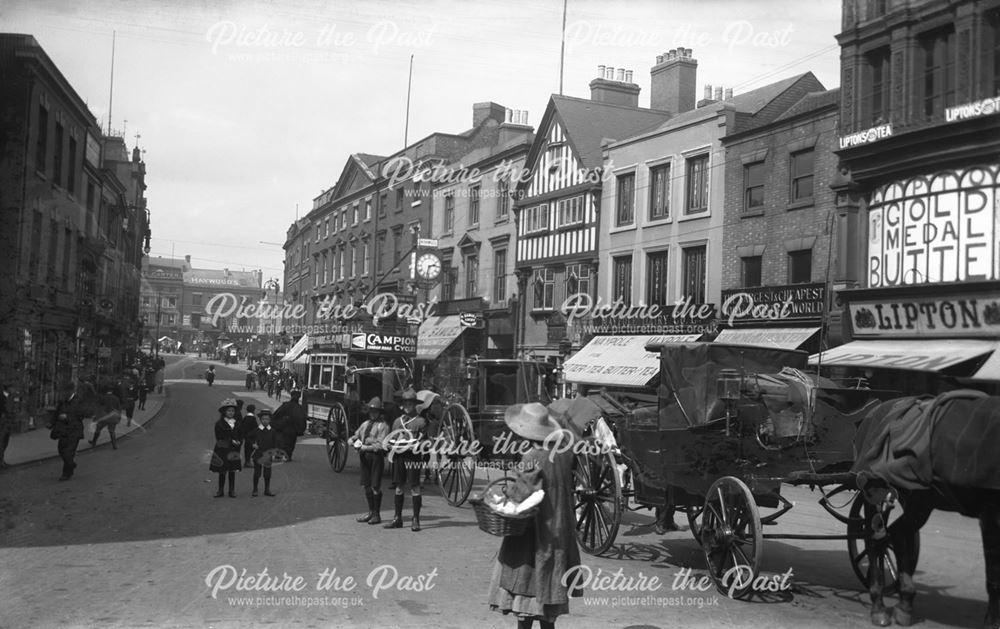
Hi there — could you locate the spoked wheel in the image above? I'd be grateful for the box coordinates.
[701,476,763,599]
[435,403,476,506]
[325,403,348,473]
[574,444,622,556]
[847,492,917,595]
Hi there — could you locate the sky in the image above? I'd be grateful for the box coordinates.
[4,0,843,287]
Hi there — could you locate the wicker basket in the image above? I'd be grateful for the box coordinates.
[469,477,539,537]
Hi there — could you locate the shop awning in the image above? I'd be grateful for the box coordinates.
[282,334,310,364]
[808,339,995,372]
[563,334,700,387]
[714,327,820,349]
[417,315,465,360]
[220,342,235,349]
[964,342,1000,381]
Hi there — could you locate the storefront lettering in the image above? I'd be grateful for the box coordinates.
[867,165,1000,288]
[850,296,1000,338]
[838,124,892,149]
[945,96,1000,123]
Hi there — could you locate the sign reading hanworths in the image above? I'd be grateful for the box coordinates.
[866,165,1000,287]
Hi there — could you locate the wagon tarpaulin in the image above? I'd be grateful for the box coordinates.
[655,343,808,427]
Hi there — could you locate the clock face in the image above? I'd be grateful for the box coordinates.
[416,253,441,279]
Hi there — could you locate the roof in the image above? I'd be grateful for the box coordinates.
[773,87,841,122]
[356,153,384,168]
[145,257,189,270]
[549,95,672,169]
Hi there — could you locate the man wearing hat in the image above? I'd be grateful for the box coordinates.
[384,388,428,531]
[272,389,307,461]
[350,397,390,524]
[209,398,243,497]
[487,402,582,626]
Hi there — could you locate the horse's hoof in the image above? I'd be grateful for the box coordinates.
[893,606,914,627]
[870,610,892,627]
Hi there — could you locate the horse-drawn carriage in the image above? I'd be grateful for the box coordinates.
[569,342,907,599]
[432,357,558,506]
[299,351,409,472]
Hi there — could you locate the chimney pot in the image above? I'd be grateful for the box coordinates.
[597,64,605,77]
[616,68,625,81]
[606,66,615,80]
[625,70,633,83]
[714,86,723,100]
[505,108,513,123]
[656,54,663,64]
[704,84,712,99]
[724,87,733,100]
[521,110,529,124]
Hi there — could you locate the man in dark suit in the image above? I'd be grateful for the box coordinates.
[52,379,96,480]
[242,404,259,468]
[272,390,307,461]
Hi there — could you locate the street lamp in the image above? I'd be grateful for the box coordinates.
[154,291,162,359]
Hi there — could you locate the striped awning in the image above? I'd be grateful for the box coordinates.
[416,315,464,360]
[563,334,700,387]
[282,334,310,364]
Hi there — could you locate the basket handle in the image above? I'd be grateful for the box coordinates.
[482,476,517,495]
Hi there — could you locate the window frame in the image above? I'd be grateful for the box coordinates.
[743,161,765,212]
[645,249,670,306]
[465,254,479,298]
[469,185,480,226]
[532,267,556,310]
[556,195,585,228]
[611,255,633,306]
[444,194,455,234]
[741,256,763,288]
[788,149,815,204]
[685,153,709,215]
[681,245,707,304]
[615,172,635,227]
[648,162,671,221]
[788,249,813,284]
[565,262,591,299]
[497,180,510,221]
[492,249,507,304]
[919,25,956,121]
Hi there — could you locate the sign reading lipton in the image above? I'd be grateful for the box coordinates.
[850,294,1000,338]
[838,123,892,149]
[720,283,825,325]
[945,96,1000,123]
[351,332,417,354]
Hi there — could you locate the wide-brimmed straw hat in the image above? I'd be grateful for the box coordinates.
[416,390,440,413]
[504,403,561,442]
[364,396,383,411]
[400,388,418,403]
[218,398,238,413]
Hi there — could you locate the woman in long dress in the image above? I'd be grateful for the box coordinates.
[487,403,582,629]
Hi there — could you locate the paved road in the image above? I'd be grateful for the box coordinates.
[0,356,988,628]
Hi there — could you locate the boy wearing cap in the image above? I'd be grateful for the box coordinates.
[384,388,428,531]
[351,397,390,524]
[209,398,243,498]
[251,410,277,497]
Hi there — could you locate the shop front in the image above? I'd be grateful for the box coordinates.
[716,283,827,352]
[809,282,1000,394]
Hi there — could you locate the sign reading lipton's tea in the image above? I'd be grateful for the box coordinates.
[849,294,1000,338]
[867,165,1000,288]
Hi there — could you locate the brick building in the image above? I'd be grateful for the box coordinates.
[0,34,150,425]
[812,0,1000,393]
[717,87,840,352]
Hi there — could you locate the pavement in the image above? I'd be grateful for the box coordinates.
[3,390,168,468]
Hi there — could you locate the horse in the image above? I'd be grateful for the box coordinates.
[851,389,1000,628]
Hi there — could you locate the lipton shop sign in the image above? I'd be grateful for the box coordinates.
[867,165,1000,288]
[850,294,1000,338]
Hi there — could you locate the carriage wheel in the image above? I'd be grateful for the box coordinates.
[436,403,476,506]
[574,445,622,556]
[325,403,348,473]
[847,492,918,595]
[701,476,763,599]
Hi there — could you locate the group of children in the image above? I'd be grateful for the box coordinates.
[351,388,438,532]
[209,399,279,498]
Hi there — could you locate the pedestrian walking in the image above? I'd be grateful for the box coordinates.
[90,386,122,449]
[487,403,583,628]
[121,379,137,427]
[154,367,165,394]
[0,383,12,468]
[351,397,390,525]
[50,379,96,481]
[245,368,255,391]
[205,365,216,387]
[242,404,258,468]
[251,409,278,497]
[272,390,306,461]
[266,372,275,398]
[210,398,243,497]
[137,378,149,410]
[274,374,284,402]
[383,389,428,532]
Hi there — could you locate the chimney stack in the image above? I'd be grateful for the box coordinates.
[473,102,507,128]
[589,65,641,108]
[724,87,734,100]
[714,86,723,101]
[650,48,698,114]
[704,84,712,100]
